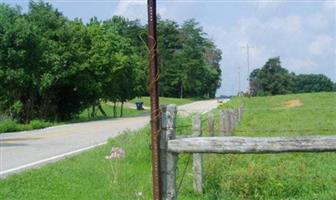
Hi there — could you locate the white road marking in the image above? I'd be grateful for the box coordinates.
[0,142,107,178]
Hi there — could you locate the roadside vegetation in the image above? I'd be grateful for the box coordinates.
[1,92,335,199]
[0,97,193,133]
[250,57,335,96]
[0,1,221,127]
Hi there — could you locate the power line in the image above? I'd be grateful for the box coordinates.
[238,66,241,95]
[241,44,255,93]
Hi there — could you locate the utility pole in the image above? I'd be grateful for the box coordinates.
[147,0,161,200]
[238,66,241,96]
[241,44,254,93]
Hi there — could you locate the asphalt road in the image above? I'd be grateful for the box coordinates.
[0,99,220,178]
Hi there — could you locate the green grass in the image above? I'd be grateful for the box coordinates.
[0,119,54,133]
[130,96,194,107]
[1,92,335,199]
[205,92,336,199]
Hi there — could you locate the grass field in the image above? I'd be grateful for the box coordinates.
[0,97,194,133]
[0,92,335,199]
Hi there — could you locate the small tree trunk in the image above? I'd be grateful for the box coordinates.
[98,104,107,117]
[180,82,183,99]
[120,102,124,117]
[113,102,117,118]
[91,105,96,118]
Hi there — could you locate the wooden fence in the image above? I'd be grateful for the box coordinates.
[159,105,336,200]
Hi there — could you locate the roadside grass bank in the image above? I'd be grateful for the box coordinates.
[0,119,54,133]
[1,92,335,199]
[0,97,194,133]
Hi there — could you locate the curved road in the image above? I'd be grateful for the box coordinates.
[0,100,219,178]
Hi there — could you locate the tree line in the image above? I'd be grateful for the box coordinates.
[250,57,335,96]
[0,1,222,123]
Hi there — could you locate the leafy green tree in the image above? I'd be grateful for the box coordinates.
[26,1,92,121]
[88,18,138,117]
[0,3,40,122]
[156,18,221,98]
[104,16,148,97]
[294,74,334,93]
[0,1,223,123]
[249,57,295,96]
[157,19,183,97]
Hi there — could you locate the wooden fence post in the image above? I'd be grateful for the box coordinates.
[234,108,239,125]
[192,114,203,193]
[226,109,232,136]
[220,110,225,136]
[240,106,244,119]
[231,109,237,135]
[208,112,214,136]
[160,105,177,200]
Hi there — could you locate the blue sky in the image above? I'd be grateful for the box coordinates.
[2,0,336,95]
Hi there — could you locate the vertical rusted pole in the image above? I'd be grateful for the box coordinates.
[147,0,161,199]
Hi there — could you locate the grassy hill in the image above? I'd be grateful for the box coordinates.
[1,92,335,199]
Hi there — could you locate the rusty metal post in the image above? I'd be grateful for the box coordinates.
[147,0,161,199]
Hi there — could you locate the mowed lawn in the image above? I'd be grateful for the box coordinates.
[0,92,335,199]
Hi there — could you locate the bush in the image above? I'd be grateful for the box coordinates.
[29,120,53,130]
[0,119,54,133]
[0,120,19,133]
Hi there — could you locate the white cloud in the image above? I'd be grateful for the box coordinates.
[269,15,303,34]
[286,58,316,72]
[257,0,284,9]
[323,0,336,10]
[308,34,334,55]
[205,12,333,94]
[307,13,330,31]
[114,0,146,16]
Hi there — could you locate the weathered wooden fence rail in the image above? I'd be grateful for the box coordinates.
[168,136,336,154]
[159,104,336,200]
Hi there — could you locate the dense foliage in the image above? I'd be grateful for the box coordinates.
[294,74,334,93]
[250,57,335,96]
[0,2,221,122]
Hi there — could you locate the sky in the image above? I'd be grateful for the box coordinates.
[1,0,336,96]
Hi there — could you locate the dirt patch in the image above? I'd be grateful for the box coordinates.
[284,99,303,108]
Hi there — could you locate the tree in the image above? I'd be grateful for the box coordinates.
[0,3,41,122]
[249,57,335,96]
[294,74,334,93]
[157,19,183,97]
[26,1,92,121]
[249,57,295,96]
[88,18,138,117]
[0,1,223,123]
[249,68,261,96]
